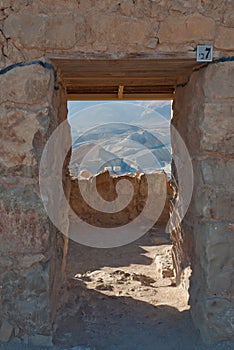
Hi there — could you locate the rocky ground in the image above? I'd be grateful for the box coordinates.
[54,226,233,350]
[1,226,233,350]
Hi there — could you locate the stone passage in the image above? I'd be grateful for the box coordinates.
[0,0,233,346]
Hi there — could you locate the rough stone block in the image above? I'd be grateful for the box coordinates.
[0,104,52,169]
[200,103,234,154]
[158,13,215,43]
[18,254,45,269]
[0,320,13,342]
[1,267,51,335]
[200,158,234,191]
[223,11,234,27]
[4,14,77,49]
[0,64,54,105]
[215,26,234,50]
[206,242,233,294]
[204,62,234,101]
[194,222,234,287]
[0,0,11,10]
[0,256,13,268]
[88,13,155,47]
[29,334,53,347]
[194,187,233,221]
[202,298,234,342]
[0,186,51,254]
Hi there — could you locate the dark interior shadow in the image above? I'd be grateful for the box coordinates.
[54,280,233,350]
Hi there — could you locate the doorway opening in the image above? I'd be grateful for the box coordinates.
[53,99,191,348]
[50,58,200,348]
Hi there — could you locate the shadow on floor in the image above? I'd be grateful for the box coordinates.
[54,280,233,350]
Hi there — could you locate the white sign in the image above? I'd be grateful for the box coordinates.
[196,45,213,62]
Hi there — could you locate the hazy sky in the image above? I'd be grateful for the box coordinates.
[67,100,172,121]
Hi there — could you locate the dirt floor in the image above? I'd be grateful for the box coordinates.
[53,226,233,350]
[1,226,233,350]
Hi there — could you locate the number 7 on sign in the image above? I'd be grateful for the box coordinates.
[196,45,213,62]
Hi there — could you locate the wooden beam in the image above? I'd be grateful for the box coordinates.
[118,85,124,99]
[67,93,174,101]
[67,85,174,94]
[50,57,204,102]
[64,77,178,87]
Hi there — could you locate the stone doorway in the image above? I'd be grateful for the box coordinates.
[53,57,233,345]
[0,57,233,347]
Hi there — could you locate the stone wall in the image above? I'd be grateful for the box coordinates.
[0,0,234,68]
[172,60,234,342]
[0,61,70,345]
[70,170,172,228]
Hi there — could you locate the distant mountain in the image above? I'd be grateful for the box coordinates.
[68,101,172,176]
[69,142,138,175]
